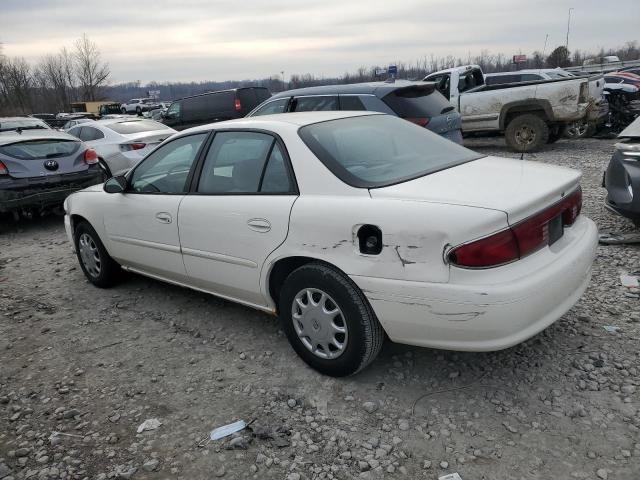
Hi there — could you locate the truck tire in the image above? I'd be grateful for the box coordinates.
[505,114,549,152]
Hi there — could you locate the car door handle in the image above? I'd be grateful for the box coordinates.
[247,218,271,233]
[155,212,172,224]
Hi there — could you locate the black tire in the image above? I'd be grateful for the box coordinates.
[121,107,127,114]
[504,114,549,153]
[74,221,121,288]
[564,120,595,139]
[136,107,142,115]
[279,262,384,377]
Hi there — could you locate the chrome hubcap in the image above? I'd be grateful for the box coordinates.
[515,125,536,145]
[78,233,101,278]
[291,288,348,359]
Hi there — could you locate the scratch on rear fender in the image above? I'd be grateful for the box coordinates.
[429,310,485,321]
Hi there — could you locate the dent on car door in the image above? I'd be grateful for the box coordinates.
[178,130,298,307]
[101,133,208,280]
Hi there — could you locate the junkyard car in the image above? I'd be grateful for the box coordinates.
[64,112,598,376]
[0,117,103,218]
[604,116,640,226]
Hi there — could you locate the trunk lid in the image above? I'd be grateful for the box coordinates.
[370,156,581,224]
[0,137,89,179]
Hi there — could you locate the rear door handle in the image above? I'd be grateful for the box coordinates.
[155,212,172,224]
[247,218,271,233]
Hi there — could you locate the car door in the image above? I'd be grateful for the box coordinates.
[178,130,298,306]
[102,132,208,282]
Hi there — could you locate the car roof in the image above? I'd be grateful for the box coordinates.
[268,80,435,99]
[177,87,269,102]
[0,129,79,146]
[180,111,382,135]
[95,117,158,126]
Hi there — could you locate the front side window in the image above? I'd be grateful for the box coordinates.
[249,98,289,116]
[129,133,207,194]
[291,96,339,112]
[299,115,482,188]
[197,131,293,194]
[340,96,366,111]
[166,102,181,118]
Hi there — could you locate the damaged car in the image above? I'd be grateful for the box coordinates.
[0,117,103,219]
[604,116,640,227]
[64,111,598,376]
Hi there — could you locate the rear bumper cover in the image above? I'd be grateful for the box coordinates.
[352,216,598,351]
[0,168,103,212]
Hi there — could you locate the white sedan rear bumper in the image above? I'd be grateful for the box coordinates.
[351,216,598,352]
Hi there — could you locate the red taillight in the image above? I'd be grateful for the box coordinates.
[406,117,429,127]
[234,98,242,111]
[83,148,99,165]
[449,187,583,268]
[0,160,7,175]
[448,229,519,268]
[130,143,146,150]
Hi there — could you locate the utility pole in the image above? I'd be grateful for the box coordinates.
[281,71,285,90]
[565,7,574,51]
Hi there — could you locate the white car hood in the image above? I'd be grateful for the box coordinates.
[370,156,582,224]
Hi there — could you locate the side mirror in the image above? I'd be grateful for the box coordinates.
[104,176,127,194]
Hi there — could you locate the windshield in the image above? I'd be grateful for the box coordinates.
[298,115,482,188]
[0,118,50,132]
[0,139,81,160]
[105,119,171,134]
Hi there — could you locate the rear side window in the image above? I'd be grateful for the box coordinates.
[206,92,235,112]
[521,74,543,82]
[250,98,290,116]
[197,131,294,194]
[340,96,366,111]
[382,86,450,119]
[106,120,171,134]
[292,96,339,112]
[79,127,104,141]
[0,139,81,160]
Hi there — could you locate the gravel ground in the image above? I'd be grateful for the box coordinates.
[1,136,639,480]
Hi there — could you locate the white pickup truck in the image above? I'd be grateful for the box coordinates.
[424,65,604,152]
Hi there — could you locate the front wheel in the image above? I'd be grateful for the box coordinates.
[74,221,121,288]
[505,114,549,153]
[121,107,127,114]
[279,263,384,377]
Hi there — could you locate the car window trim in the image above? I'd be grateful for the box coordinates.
[247,97,292,116]
[124,131,213,196]
[188,128,299,196]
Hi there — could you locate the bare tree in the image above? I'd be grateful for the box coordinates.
[74,34,109,101]
[0,56,34,114]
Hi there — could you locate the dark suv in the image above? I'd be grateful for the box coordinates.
[162,87,271,131]
[247,81,462,143]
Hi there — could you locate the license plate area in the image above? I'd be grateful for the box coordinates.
[548,214,564,246]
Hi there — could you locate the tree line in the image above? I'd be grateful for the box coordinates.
[1,38,638,116]
[0,34,109,115]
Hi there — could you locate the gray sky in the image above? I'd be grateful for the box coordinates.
[1,0,639,84]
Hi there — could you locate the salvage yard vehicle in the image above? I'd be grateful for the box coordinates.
[484,68,575,85]
[64,111,598,376]
[604,116,640,227]
[67,118,176,176]
[120,98,160,115]
[162,87,271,131]
[247,81,463,144]
[424,65,603,152]
[0,118,103,218]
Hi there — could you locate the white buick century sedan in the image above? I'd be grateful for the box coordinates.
[64,111,598,376]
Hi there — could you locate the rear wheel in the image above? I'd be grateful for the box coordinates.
[136,107,142,115]
[505,114,549,152]
[279,263,384,377]
[121,107,127,114]
[74,221,121,288]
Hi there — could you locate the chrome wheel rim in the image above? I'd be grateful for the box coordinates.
[78,233,101,278]
[515,125,536,146]
[291,288,348,360]
[566,121,588,138]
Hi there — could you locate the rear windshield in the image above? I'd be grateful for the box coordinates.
[105,119,171,134]
[298,115,482,188]
[382,86,452,118]
[0,139,80,160]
